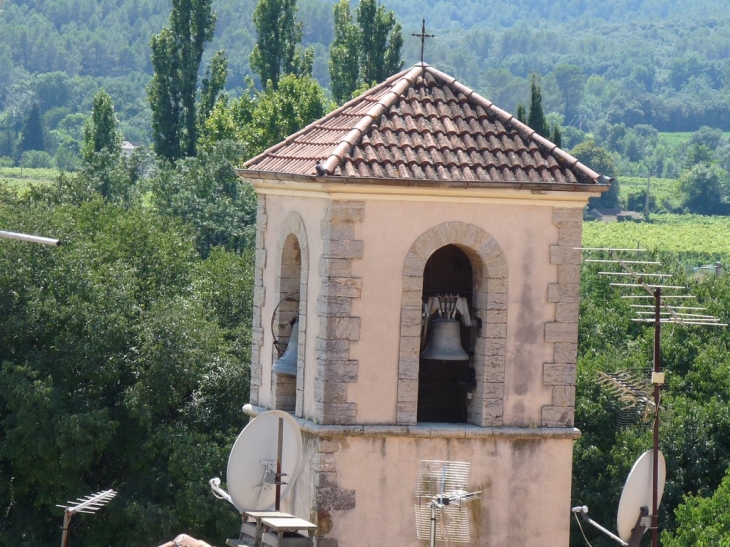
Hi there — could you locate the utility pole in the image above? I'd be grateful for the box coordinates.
[644,173,651,222]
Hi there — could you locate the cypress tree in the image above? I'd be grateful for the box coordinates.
[16,103,45,159]
[527,75,549,138]
[516,104,526,124]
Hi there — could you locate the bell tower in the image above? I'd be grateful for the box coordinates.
[238,64,609,546]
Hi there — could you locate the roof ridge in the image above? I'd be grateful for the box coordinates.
[243,66,420,169]
[321,65,424,175]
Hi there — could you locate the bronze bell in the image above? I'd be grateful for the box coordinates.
[273,323,299,376]
[420,318,469,361]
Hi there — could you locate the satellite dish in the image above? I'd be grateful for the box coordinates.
[572,449,666,546]
[617,449,666,542]
[227,410,303,512]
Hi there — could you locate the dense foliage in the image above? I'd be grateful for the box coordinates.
[572,234,730,546]
[0,144,256,546]
[5,0,730,191]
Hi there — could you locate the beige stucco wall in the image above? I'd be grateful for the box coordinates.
[349,198,561,427]
[336,435,573,547]
[255,187,583,428]
[275,426,575,547]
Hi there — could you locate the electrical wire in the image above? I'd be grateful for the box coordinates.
[573,511,594,547]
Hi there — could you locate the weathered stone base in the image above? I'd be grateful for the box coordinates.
[243,405,579,547]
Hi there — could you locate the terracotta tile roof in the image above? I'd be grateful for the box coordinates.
[242,64,609,190]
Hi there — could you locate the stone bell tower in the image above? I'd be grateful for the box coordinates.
[237,63,609,546]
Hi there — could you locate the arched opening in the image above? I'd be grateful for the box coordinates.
[272,233,301,411]
[417,244,474,423]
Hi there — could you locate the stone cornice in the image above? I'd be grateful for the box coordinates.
[243,404,581,439]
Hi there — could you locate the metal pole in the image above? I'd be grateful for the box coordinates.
[645,174,651,222]
[430,501,437,547]
[0,230,60,246]
[652,288,661,547]
[60,511,71,547]
[275,417,283,511]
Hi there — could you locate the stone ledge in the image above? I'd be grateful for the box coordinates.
[242,404,581,439]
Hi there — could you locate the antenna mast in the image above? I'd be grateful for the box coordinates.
[57,489,116,547]
[579,247,726,547]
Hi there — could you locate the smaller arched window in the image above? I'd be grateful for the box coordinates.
[271,214,309,416]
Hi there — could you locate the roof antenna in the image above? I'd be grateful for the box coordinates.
[411,19,435,69]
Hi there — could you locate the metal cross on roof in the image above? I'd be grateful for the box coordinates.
[411,19,435,65]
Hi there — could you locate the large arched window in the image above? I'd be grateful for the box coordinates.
[397,223,508,427]
[418,245,474,423]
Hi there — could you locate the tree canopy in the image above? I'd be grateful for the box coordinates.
[249,0,313,89]
[148,0,217,161]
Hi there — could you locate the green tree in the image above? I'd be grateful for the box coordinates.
[197,49,228,130]
[82,89,121,164]
[516,103,526,124]
[0,185,252,546]
[328,0,360,104]
[526,75,549,138]
[15,102,45,162]
[151,141,258,257]
[554,64,585,121]
[663,468,730,547]
[249,0,313,90]
[148,0,216,161]
[200,74,332,157]
[679,163,728,214]
[570,140,617,208]
[356,0,403,85]
[552,125,562,148]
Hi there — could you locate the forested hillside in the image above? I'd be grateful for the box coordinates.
[4,0,730,174]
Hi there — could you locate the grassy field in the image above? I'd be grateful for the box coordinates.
[583,214,730,257]
[0,167,59,193]
[657,132,694,148]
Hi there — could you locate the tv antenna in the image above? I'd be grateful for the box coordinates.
[414,460,480,547]
[577,247,726,547]
[57,489,116,547]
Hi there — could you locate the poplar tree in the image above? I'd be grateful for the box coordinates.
[83,89,121,164]
[148,0,216,161]
[249,0,313,90]
[328,0,403,105]
[198,49,229,128]
[328,0,360,104]
[356,0,403,85]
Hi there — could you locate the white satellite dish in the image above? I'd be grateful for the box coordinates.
[224,410,303,512]
[617,449,666,542]
[573,449,666,547]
